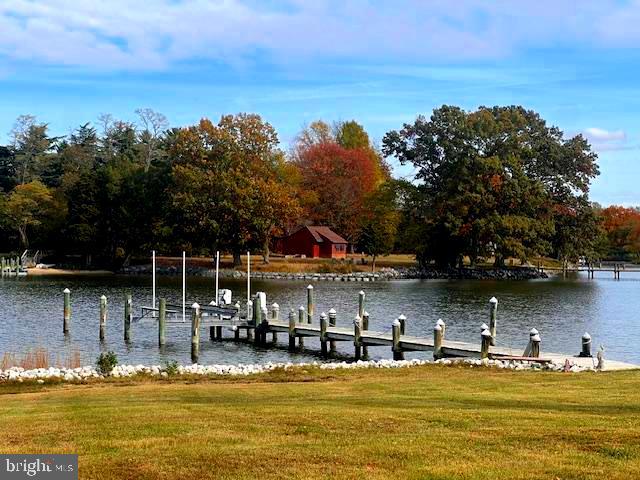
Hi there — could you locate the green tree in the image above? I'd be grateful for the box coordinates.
[358,182,400,271]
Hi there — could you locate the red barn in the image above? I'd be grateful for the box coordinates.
[276,226,348,259]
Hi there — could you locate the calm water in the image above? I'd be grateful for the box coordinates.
[0,273,639,365]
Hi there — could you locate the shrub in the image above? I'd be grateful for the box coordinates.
[96,351,118,375]
[163,360,179,376]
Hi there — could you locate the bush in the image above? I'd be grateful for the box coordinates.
[96,351,118,375]
[163,360,179,376]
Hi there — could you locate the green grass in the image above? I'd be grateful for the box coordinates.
[1,365,640,479]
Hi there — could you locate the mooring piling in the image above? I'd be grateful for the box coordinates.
[124,294,132,342]
[480,327,491,359]
[354,315,362,360]
[288,309,296,351]
[260,305,268,345]
[398,314,407,335]
[191,303,201,362]
[158,298,166,346]
[489,297,498,346]
[328,308,337,353]
[437,318,446,338]
[246,300,253,341]
[580,332,592,357]
[271,303,279,343]
[99,295,107,341]
[298,306,305,348]
[63,288,71,334]
[320,312,328,356]
[531,332,541,358]
[523,328,538,356]
[392,318,404,360]
[434,323,443,359]
[307,285,314,324]
[362,311,369,359]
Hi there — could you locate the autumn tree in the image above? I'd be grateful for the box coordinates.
[383,105,599,267]
[171,114,299,266]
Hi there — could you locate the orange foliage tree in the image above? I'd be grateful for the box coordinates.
[600,205,640,260]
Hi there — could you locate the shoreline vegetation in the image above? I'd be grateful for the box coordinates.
[1,364,639,479]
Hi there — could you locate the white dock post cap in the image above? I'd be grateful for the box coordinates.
[392,319,401,327]
[63,288,70,294]
[436,319,445,327]
[531,334,541,342]
[100,295,107,301]
[434,324,442,332]
[272,302,279,309]
[363,311,369,317]
[192,302,200,309]
[582,332,591,340]
[307,284,314,290]
[299,305,305,311]
[481,329,492,337]
[359,290,365,295]
[209,301,216,306]
[489,297,498,304]
[329,308,337,315]
[320,312,327,318]
[530,328,539,336]
[480,323,489,331]
[354,315,361,325]
[232,326,238,331]
[398,314,407,321]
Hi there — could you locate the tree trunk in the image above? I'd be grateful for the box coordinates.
[371,255,377,272]
[263,236,270,264]
[17,224,29,249]
[233,250,242,268]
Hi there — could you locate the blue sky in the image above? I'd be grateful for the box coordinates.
[1,0,640,205]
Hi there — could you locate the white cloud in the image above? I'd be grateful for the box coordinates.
[0,1,639,71]
[584,127,626,142]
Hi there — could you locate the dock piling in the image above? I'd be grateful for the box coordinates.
[158,298,166,346]
[437,318,446,338]
[531,332,541,358]
[271,303,279,342]
[392,318,404,360]
[398,314,407,335]
[99,295,107,341]
[298,306,305,348]
[246,300,253,341]
[63,288,71,334]
[191,303,201,363]
[433,323,443,359]
[320,312,328,356]
[362,311,369,359]
[307,285,314,324]
[489,297,498,346]
[580,332,592,357]
[328,308,337,353]
[354,315,362,360]
[288,310,296,351]
[480,328,491,359]
[124,294,132,342]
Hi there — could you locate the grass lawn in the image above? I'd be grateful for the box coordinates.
[1,365,639,479]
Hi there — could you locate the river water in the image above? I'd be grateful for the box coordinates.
[0,273,638,366]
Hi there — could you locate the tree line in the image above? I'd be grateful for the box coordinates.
[0,105,629,269]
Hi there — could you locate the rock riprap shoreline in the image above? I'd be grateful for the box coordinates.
[120,265,547,281]
[0,357,601,383]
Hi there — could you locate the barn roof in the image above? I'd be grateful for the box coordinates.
[299,226,348,244]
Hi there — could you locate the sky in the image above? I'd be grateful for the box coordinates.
[1,0,640,205]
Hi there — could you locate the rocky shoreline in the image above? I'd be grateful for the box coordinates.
[120,264,547,281]
[0,357,596,383]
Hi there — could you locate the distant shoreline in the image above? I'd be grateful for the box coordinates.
[26,268,114,276]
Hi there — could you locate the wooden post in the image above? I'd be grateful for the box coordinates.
[392,319,404,360]
[261,305,268,345]
[328,308,337,353]
[362,311,369,359]
[288,309,296,351]
[216,325,223,341]
[246,300,253,341]
[233,326,240,341]
[191,303,201,363]
[354,315,362,361]
[358,290,365,318]
[298,306,305,349]
[580,332,592,357]
[523,328,538,356]
[99,295,107,341]
[480,328,491,359]
[124,293,132,342]
[320,312,328,356]
[158,298,166,346]
[254,300,263,345]
[530,332,541,358]
[489,297,498,346]
[437,318,446,338]
[398,314,406,335]
[271,303,279,343]
[307,285,314,324]
[433,323,443,359]
[63,288,71,334]
[210,326,216,341]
